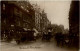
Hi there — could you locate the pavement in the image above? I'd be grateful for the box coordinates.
[0,39,79,51]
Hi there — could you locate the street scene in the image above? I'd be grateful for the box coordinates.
[1,0,79,51]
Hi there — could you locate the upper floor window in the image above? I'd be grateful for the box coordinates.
[3,4,5,10]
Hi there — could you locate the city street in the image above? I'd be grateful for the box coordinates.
[1,1,79,51]
[0,39,78,51]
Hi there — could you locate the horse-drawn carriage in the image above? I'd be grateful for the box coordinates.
[1,26,35,44]
[54,32,69,47]
[14,28,35,44]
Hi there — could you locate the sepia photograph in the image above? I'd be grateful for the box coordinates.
[0,0,79,51]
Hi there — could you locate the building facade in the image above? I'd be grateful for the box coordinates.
[1,1,35,40]
[69,1,79,47]
[33,4,51,33]
[1,1,51,40]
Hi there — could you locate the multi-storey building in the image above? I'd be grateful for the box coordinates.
[1,1,35,39]
[32,3,51,34]
[69,1,79,47]
[1,1,51,38]
[41,10,48,32]
[34,5,41,32]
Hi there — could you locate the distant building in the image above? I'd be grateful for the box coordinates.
[41,10,51,32]
[59,25,64,34]
[33,4,50,33]
[33,4,41,32]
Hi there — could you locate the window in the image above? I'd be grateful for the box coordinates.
[3,4,5,10]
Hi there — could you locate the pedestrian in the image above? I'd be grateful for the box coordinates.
[47,29,52,42]
[33,28,38,41]
[42,31,46,41]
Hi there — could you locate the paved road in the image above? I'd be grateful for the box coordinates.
[0,40,79,51]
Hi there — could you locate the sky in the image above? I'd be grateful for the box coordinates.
[29,0,71,29]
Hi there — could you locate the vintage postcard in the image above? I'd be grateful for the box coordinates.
[0,0,79,51]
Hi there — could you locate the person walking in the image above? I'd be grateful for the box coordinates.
[47,29,52,42]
